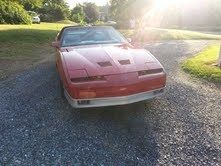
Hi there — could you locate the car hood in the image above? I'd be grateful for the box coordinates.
[62,44,163,76]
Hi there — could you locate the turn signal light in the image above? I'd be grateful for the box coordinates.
[79,91,96,98]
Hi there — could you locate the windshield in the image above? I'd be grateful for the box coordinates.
[61,26,127,47]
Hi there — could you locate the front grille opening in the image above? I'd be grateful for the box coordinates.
[71,76,106,83]
[97,61,112,67]
[119,59,131,65]
[138,68,163,76]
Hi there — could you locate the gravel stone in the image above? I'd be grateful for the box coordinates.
[0,40,220,165]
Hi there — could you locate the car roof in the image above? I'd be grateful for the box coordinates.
[62,25,113,30]
[57,25,114,40]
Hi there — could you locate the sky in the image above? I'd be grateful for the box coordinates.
[66,0,109,8]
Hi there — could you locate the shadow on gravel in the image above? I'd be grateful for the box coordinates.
[66,102,160,165]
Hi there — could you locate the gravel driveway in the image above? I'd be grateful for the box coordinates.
[0,40,220,165]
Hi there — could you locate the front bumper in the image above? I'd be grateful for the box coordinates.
[64,87,165,108]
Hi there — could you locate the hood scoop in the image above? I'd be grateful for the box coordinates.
[119,59,131,65]
[97,61,112,67]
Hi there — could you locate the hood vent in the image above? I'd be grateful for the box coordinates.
[97,61,112,67]
[119,59,131,65]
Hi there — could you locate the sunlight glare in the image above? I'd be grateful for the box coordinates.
[143,0,197,27]
[154,0,195,10]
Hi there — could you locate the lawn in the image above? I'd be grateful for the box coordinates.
[0,23,69,59]
[122,28,221,41]
[182,45,221,83]
[0,23,70,79]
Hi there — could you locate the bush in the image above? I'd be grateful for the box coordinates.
[0,0,32,24]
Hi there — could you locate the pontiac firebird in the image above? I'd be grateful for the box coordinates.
[52,26,166,108]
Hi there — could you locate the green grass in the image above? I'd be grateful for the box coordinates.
[120,28,221,41]
[182,45,221,83]
[0,22,73,79]
[0,23,68,44]
[0,23,69,59]
[56,20,77,24]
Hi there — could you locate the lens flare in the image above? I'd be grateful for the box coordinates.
[153,0,195,10]
[143,0,199,27]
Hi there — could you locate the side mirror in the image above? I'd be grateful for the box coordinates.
[51,41,60,48]
[127,38,132,43]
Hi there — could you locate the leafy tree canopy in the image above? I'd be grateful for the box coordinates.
[83,2,99,23]
[70,4,85,24]
[38,0,70,22]
[11,0,44,10]
[0,0,32,24]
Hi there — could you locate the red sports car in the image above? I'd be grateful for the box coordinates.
[52,26,166,108]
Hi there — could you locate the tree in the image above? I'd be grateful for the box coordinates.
[70,4,85,24]
[110,0,129,21]
[16,0,44,11]
[83,2,99,23]
[38,0,70,22]
[99,3,110,21]
[0,0,32,24]
[110,0,154,21]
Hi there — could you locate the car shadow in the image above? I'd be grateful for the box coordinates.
[63,100,160,165]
